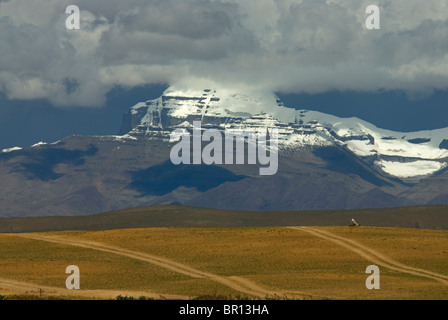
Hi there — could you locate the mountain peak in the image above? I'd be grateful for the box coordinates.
[118,87,448,181]
[134,86,288,120]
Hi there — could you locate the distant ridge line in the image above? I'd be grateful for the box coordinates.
[1,204,447,233]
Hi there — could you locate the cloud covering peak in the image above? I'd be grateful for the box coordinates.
[0,0,447,107]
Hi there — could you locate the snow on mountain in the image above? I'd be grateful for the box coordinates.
[298,110,448,179]
[376,160,445,179]
[31,141,47,147]
[301,110,448,159]
[125,87,333,148]
[1,146,22,153]
[121,86,448,180]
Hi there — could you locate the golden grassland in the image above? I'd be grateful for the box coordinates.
[0,226,447,300]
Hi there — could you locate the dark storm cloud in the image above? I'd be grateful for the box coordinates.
[117,0,236,39]
[99,1,257,65]
[0,0,446,107]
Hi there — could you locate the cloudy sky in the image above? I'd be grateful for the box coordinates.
[0,0,447,149]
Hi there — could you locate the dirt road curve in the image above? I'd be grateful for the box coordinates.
[288,227,448,286]
[4,233,312,299]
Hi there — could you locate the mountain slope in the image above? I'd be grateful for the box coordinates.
[120,86,448,181]
[0,87,447,217]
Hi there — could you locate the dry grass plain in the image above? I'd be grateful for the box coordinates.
[0,226,447,300]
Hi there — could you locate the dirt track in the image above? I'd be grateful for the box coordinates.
[0,277,187,299]
[288,227,448,286]
[3,227,447,299]
[3,233,311,299]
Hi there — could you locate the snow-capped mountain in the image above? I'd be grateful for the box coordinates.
[119,86,448,181]
[1,87,448,218]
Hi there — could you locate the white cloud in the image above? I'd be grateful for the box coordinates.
[0,0,446,107]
